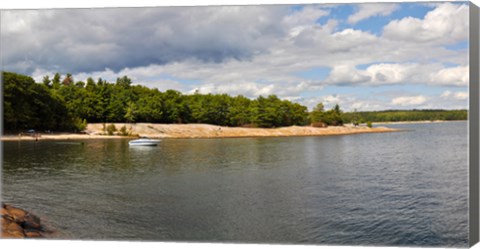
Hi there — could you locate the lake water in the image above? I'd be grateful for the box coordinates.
[1,122,469,246]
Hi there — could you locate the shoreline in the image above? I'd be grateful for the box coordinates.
[2,123,399,141]
[372,120,466,125]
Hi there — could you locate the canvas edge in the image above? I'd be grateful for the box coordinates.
[470,1,480,247]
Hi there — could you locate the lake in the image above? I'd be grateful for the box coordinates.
[1,121,469,246]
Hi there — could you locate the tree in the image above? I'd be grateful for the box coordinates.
[52,73,61,89]
[62,73,74,86]
[228,95,253,126]
[352,108,359,126]
[310,102,325,123]
[309,102,343,126]
[75,81,85,88]
[3,72,72,131]
[325,104,343,126]
[124,101,137,123]
[116,76,132,88]
[42,75,51,87]
[86,77,96,89]
[334,104,341,114]
[4,71,371,131]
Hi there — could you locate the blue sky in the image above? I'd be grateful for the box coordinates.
[2,2,470,111]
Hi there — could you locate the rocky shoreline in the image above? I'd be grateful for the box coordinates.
[1,123,398,141]
[1,204,50,239]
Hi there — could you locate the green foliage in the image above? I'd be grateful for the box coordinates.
[4,71,309,130]
[116,76,132,88]
[367,121,372,128]
[73,118,87,131]
[248,95,308,128]
[342,109,468,123]
[52,73,61,89]
[119,125,129,136]
[106,124,117,135]
[124,101,137,123]
[3,71,72,131]
[42,75,51,87]
[309,102,343,126]
[4,71,467,133]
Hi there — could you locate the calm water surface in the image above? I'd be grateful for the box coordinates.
[2,122,468,246]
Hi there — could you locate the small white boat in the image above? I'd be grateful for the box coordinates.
[128,137,161,146]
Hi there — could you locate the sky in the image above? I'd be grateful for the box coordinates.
[1,1,470,111]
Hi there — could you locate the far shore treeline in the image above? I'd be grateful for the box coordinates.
[2,71,468,132]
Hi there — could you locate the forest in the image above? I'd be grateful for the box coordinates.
[3,72,311,131]
[342,109,468,123]
[2,71,468,132]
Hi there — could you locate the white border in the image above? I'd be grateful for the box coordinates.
[0,0,476,9]
[0,1,477,249]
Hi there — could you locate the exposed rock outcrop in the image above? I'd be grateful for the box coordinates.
[1,204,50,239]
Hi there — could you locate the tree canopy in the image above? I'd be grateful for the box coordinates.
[2,71,467,132]
[3,71,310,131]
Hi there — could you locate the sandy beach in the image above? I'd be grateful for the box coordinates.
[2,123,398,141]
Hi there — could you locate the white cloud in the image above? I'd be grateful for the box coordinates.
[3,6,290,74]
[366,63,417,84]
[324,62,468,87]
[301,94,391,112]
[441,91,468,100]
[392,95,428,106]
[301,90,467,112]
[348,3,399,24]
[188,82,275,97]
[283,6,329,28]
[429,66,469,86]
[325,65,370,85]
[383,2,468,44]
[6,3,471,111]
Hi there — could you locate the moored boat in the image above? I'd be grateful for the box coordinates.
[128,137,161,146]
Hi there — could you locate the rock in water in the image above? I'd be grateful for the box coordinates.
[6,207,27,223]
[23,213,42,230]
[1,203,47,239]
[6,222,23,233]
[0,207,9,216]
[24,231,42,238]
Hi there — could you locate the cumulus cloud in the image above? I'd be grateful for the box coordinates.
[392,95,428,106]
[4,2,470,111]
[429,66,469,86]
[324,62,468,87]
[301,94,393,112]
[383,2,468,44]
[3,6,289,74]
[348,3,399,24]
[301,90,467,112]
[440,91,468,100]
[187,82,276,97]
[325,65,371,85]
[283,5,329,28]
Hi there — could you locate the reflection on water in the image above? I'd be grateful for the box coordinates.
[2,122,468,246]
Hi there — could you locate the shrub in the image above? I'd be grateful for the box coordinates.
[106,124,117,135]
[242,123,258,128]
[119,125,129,136]
[311,122,328,128]
[73,118,87,132]
[367,121,372,128]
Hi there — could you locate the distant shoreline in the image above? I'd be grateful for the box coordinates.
[1,123,399,141]
[372,120,466,125]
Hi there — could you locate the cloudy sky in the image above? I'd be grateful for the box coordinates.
[1,1,469,111]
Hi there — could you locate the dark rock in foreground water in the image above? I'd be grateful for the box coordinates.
[1,203,51,239]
